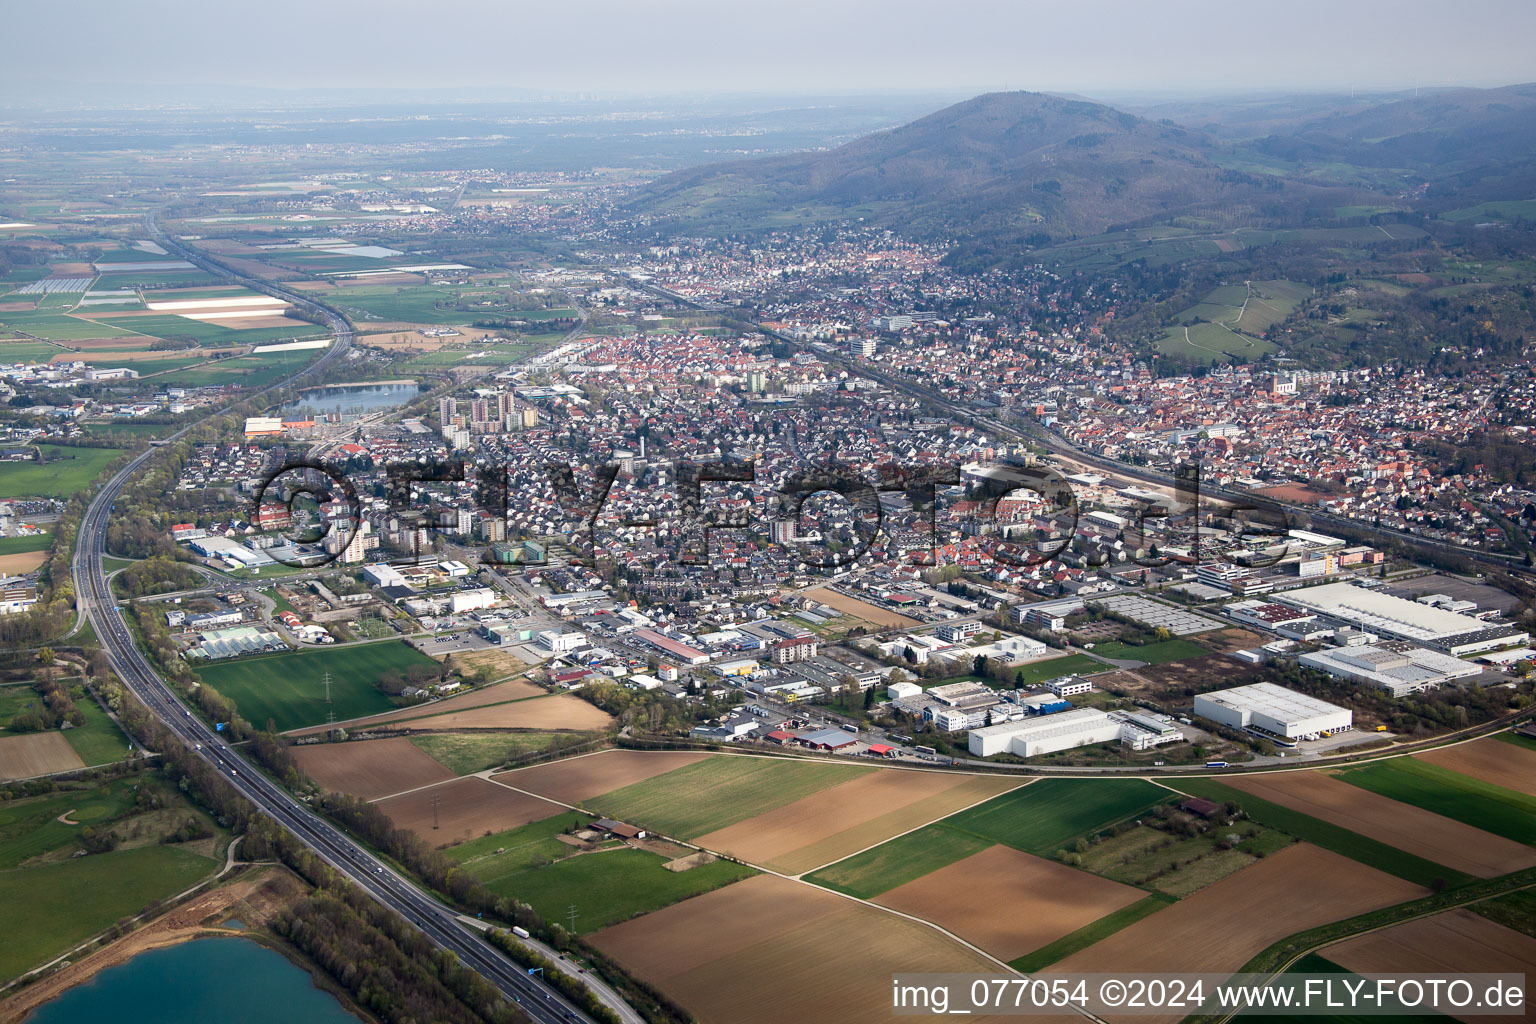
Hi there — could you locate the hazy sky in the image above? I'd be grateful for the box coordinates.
[8,0,1535,98]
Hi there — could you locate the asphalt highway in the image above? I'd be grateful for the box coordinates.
[65,214,601,1024]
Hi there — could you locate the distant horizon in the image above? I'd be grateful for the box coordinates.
[5,0,1534,105]
[4,80,1532,115]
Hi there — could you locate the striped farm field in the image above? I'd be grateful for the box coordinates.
[1049,844,1426,979]
[688,769,1022,874]
[941,777,1168,855]
[1223,771,1536,878]
[1417,736,1536,798]
[491,749,713,806]
[584,755,872,840]
[805,777,1167,899]
[1336,757,1536,844]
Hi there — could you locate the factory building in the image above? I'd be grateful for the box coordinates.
[1193,681,1352,741]
[968,708,1124,758]
[1298,642,1483,697]
[1276,582,1527,656]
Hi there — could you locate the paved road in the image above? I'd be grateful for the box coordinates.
[69,213,617,1024]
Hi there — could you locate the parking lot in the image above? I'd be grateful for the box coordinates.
[1091,594,1224,635]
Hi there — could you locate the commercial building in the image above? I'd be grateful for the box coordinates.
[632,627,711,666]
[967,708,1124,758]
[1044,676,1094,697]
[934,621,982,643]
[538,630,584,653]
[1276,582,1528,656]
[1013,598,1085,633]
[1193,681,1352,741]
[0,578,38,616]
[1114,711,1183,751]
[1299,642,1483,697]
[449,588,497,614]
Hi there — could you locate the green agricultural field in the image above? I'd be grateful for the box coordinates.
[62,701,133,767]
[192,640,437,732]
[1089,638,1206,665]
[0,340,63,362]
[0,845,217,982]
[1009,893,1175,973]
[1471,887,1536,939]
[1338,758,1536,844]
[586,756,871,839]
[0,310,139,341]
[942,778,1168,855]
[448,811,592,879]
[1173,778,1471,889]
[1006,653,1105,687]
[93,249,182,264]
[1154,280,1290,363]
[804,824,993,899]
[409,731,591,775]
[152,351,316,388]
[95,269,219,288]
[0,530,52,556]
[1442,199,1536,222]
[486,846,754,934]
[0,445,124,499]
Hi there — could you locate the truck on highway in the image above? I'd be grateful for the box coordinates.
[512,926,531,939]
[1205,760,1229,768]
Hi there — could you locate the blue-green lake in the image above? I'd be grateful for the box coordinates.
[26,936,358,1024]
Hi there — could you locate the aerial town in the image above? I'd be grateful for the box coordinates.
[2,11,1535,1024]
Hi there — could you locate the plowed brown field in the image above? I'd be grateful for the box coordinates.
[0,732,86,780]
[875,845,1145,961]
[592,874,1018,1024]
[1051,844,1425,978]
[375,776,565,844]
[693,770,1022,874]
[1327,909,1536,1024]
[292,737,455,800]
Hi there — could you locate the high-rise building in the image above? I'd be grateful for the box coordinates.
[849,336,876,359]
[438,396,457,427]
[747,369,767,393]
